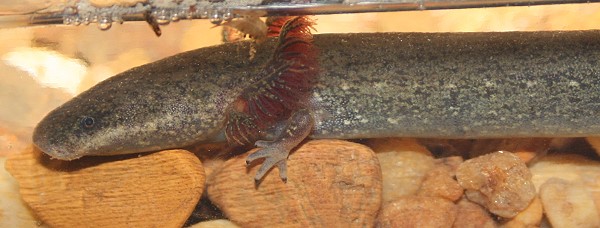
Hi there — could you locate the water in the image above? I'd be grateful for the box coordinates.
[3,0,600,30]
[2,3,600,227]
[2,0,600,159]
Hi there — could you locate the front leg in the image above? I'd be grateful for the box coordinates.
[247,109,313,183]
[223,16,318,183]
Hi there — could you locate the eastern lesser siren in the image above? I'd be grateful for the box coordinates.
[33,19,600,181]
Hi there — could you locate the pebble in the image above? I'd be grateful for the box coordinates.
[456,151,536,218]
[539,178,600,228]
[368,138,435,202]
[0,157,40,227]
[189,219,240,228]
[500,196,543,228]
[529,153,600,213]
[207,139,382,227]
[452,198,496,228]
[5,147,204,227]
[468,138,552,164]
[435,156,464,172]
[376,196,457,228]
[188,142,229,179]
[4,136,599,226]
[367,138,433,156]
[417,165,464,201]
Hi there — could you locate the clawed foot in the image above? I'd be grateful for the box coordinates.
[246,140,290,183]
[246,109,314,183]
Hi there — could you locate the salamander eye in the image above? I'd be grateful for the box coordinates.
[81,116,95,128]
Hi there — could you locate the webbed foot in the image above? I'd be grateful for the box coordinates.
[246,109,313,183]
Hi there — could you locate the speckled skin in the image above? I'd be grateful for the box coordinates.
[33,31,600,160]
[311,31,600,139]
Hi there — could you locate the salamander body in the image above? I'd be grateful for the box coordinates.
[33,29,600,180]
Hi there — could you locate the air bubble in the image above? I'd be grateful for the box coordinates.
[112,15,124,24]
[171,13,180,22]
[97,16,112,30]
[199,10,209,18]
[154,9,170,25]
[185,9,194,19]
[73,17,82,26]
[417,0,426,10]
[156,18,170,24]
[63,16,73,25]
[62,4,226,31]
[209,10,222,25]
[82,14,92,25]
[222,9,233,20]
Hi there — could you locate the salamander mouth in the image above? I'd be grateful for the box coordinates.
[32,141,82,161]
[32,126,82,161]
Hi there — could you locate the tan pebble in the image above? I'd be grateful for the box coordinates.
[367,138,432,155]
[585,137,600,157]
[529,154,598,184]
[453,198,497,228]
[435,156,464,172]
[417,166,463,201]
[512,151,538,165]
[188,143,228,178]
[369,138,435,202]
[377,150,434,202]
[202,159,225,179]
[529,154,600,213]
[89,0,147,7]
[0,63,72,130]
[377,196,457,228]
[456,151,536,218]
[5,147,204,228]
[0,157,40,227]
[500,196,542,228]
[188,219,240,228]
[469,138,551,164]
[207,139,382,227]
[539,178,600,228]
[510,138,551,164]
[548,138,577,151]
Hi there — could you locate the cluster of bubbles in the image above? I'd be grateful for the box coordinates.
[151,7,234,25]
[62,11,124,30]
[62,4,235,30]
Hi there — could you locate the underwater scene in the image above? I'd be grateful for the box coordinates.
[1,0,600,227]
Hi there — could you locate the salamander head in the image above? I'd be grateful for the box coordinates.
[33,71,228,160]
[33,89,213,160]
[32,30,278,161]
[32,94,132,160]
